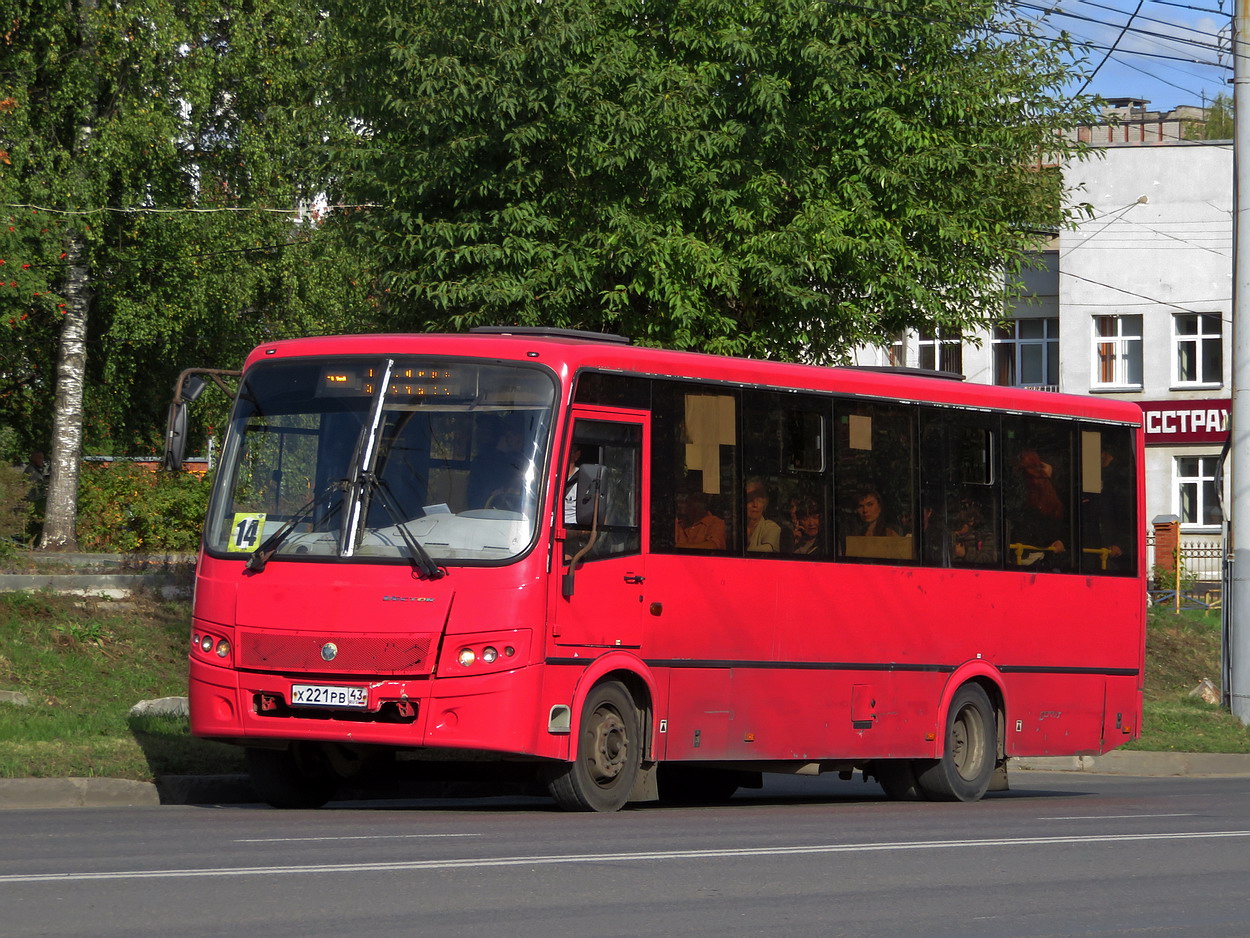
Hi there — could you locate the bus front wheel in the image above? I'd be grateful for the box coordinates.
[915,683,996,802]
[547,681,641,812]
[246,744,339,809]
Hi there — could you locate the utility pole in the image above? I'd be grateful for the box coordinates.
[1229,0,1250,724]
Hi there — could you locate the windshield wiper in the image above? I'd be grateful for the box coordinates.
[361,473,447,580]
[246,482,347,574]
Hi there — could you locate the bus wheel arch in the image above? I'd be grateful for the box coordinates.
[547,677,646,812]
[916,680,998,802]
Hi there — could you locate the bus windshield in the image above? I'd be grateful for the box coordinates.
[204,357,557,565]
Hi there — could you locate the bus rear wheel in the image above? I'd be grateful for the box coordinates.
[547,681,641,812]
[246,743,340,809]
[915,683,996,802]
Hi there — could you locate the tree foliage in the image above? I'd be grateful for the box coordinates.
[1186,93,1232,142]
[0,0,377,544]
[0,0,375,457]
[329,0,1101,360]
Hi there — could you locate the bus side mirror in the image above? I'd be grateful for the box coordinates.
[164,401,188,471]
[182,374,208,403]
[574,464,605,527]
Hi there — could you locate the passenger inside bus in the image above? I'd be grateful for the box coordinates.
[744,477,781,552]
[1009,448,1068,567]
[783,496,823,555]
[853,489,900,537]
[675,490,727,550]
[950,497,996,564]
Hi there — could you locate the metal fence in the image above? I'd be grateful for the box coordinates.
[1146,530,1225,609]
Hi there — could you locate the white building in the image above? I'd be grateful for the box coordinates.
[857,138,1233,553]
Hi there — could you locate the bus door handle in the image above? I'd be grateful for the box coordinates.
[623,573,645,585]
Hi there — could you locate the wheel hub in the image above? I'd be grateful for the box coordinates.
[588,707,628,782]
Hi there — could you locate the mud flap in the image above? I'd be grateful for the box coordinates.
[629,761,659,802]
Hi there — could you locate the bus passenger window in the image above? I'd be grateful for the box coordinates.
[1079,427,1137,575]
[1003,420,1075,572]
[834,403,916,562]
[650,382,738,555]
[919,414,1000,568]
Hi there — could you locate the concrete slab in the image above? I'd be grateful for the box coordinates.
[0,777,160,809]
[1012,749,1250,777]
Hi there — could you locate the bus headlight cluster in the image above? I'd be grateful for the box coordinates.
[192,629,231,661]
[456,643,515,669]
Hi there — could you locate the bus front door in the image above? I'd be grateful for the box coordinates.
[552,411,648,649]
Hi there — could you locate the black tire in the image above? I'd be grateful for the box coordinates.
[547,681,641,812]
[246,744,339,809]
[868,759,924,801]
[915,683,996,802]
[658,765,741,804]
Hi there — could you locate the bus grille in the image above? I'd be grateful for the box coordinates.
[238,632,434,675]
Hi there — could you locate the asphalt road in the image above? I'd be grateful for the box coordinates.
[4,772,1250,938]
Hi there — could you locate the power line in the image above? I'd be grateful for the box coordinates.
[1021,1,1226,55]
[1,202,377,217]
[1067,0,1147,98]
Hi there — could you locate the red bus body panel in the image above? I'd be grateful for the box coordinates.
[189,332,1145,770]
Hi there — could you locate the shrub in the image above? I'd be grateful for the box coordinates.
[75,463,212,553]
[0,463,37,557]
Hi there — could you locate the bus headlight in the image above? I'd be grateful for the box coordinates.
[481,646,498,664]
[457,648,476,667]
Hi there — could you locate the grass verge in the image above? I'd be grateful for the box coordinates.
[0,591,244,780]
[1124,604,1250,753]
[0,592,1247,781]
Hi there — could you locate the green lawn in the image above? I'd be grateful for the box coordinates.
[0,592,1246,781]
[0,592,244,780]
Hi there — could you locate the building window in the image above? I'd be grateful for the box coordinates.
[918,328,962,374]
[994,318,1059,390]
[882,328,962,374]
[1175,455,1223,529]
[1092,315,1143,389]
[1174,313,1222,386]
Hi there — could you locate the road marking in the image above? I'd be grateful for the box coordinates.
[5,829,1250,884]
[237,834,480,843]
[1040,813,1196,820]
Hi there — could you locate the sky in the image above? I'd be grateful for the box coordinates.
[1021,0,1232,112]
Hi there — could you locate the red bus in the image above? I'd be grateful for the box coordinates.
[182,327,1144,811]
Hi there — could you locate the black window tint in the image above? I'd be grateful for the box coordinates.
[1003,418,1075,572]
[1079,426,1137,576]
[573,372,652,410]
[651,382,737,554]
[919,411,1000,568]
[834,402,917,563]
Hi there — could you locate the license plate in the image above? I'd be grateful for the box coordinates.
[289,683,368,709]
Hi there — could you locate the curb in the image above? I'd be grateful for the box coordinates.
[0,777,162,810]
[3,751,1249,810]
[1012,749,1250,777]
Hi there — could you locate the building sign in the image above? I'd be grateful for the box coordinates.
[1138,399,1230,445]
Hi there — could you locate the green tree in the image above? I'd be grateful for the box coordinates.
[0,0,372,547]
[1185,93,1232,141]
[328,0,1100,360]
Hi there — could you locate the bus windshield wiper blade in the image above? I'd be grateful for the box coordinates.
[363,474,447,580]
[246,482,346,574]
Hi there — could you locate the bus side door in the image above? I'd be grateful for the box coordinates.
[552,410,649,648]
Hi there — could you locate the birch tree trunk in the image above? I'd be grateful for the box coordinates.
[38,231,91,550]
[37,0,97,551]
